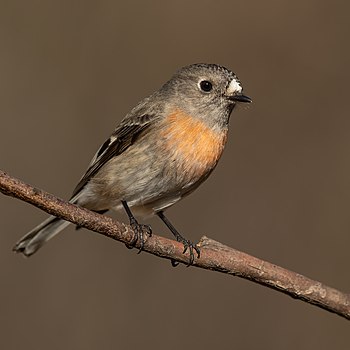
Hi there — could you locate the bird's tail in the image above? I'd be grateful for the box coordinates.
[13,216,71,257]
[13,194,83,257]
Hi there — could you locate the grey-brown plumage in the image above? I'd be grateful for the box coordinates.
[14,63,251,262]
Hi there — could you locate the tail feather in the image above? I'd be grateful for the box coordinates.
[13,216,71,257]
[13,193,83,257]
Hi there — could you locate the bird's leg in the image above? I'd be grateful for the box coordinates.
[157,211,200,266]
[122,201,152,253]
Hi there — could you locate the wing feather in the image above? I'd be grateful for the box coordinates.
[71,115,156,197]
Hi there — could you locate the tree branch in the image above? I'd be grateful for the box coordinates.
[1,170,349,320]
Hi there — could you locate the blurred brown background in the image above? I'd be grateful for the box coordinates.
[0,1,349,349]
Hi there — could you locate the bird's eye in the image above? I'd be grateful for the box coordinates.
[199,80,213,92]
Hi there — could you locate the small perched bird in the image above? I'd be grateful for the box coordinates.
[14,63,251,264]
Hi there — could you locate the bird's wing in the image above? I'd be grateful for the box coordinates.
[71,114,158,197]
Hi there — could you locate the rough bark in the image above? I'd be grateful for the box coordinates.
[1,170,349,320]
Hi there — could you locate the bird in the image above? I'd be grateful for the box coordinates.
[13,63,251,264]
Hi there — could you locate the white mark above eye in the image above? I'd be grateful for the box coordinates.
[227,78,242,95]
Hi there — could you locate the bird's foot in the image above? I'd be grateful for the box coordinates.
[175,235,200,266]
[125,217,152,253]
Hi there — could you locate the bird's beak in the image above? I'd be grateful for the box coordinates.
[230,93,252,103]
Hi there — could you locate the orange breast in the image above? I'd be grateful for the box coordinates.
[161,110,228,178]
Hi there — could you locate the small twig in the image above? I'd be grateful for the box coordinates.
[0,170,349,320]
